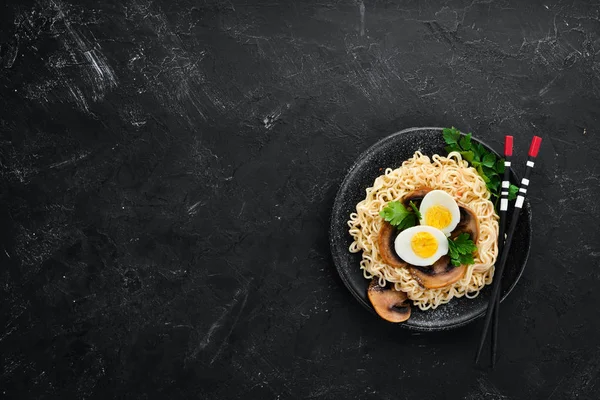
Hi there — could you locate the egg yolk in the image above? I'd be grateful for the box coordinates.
[410,232,439,258]
[425,205,453,230]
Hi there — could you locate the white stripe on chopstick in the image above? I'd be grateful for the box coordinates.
[515,195,525,208]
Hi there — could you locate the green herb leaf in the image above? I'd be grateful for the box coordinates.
[459,252,475,266]
[460,151,474,162]
[409,201,422,220]
[379,201,418,231]
[447,233,477,267]
[448,245,459,260]
[483,166,497,179]
[442,127,461,145]
[477,165,490,182]
[459,133,472,150]
[508,184,519,201]
[487,183,498,196]
[475,143,486,156]
[452,233,478,254]
[495,159,505,174]
[487,174,500,188]
[482,153,496,168]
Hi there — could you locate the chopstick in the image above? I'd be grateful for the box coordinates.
[474,135,513,365]
[490,135,513,367]
[475,135,542,366]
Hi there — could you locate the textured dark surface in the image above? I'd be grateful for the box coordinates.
[330,127,532,331]
[1,0,600,399]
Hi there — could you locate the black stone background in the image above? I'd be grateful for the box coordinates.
[1,0,599,399]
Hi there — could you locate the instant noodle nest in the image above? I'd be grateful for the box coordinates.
[348,151,499,311]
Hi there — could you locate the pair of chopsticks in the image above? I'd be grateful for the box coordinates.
[474,135,542,367]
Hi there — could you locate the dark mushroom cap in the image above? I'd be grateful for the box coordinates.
[451,205,480,243]
[367,279,411,322]
[409,256,467,289]
[401,187,433,206]
[377,221,408,269]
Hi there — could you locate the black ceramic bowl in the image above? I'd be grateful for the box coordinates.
[330,127,532,331]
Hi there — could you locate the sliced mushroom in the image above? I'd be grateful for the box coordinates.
[377,221,407,269]
[409,256,466,289]
[452,204,480,243]
[367,279,411,322]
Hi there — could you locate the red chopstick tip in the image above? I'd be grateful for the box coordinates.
[504,136,513,156]
[528,136,542,157]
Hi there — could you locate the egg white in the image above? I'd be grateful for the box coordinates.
[419,190,461,235]
[394,225,449,266]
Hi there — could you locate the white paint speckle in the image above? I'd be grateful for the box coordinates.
[263,109,282,130]
[187,201,203,215]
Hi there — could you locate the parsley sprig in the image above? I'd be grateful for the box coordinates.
[447,233,477,267]
[380,200,421,231]
[443,127,518,203]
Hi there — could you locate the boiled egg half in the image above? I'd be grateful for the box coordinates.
[419,190,461,235]
[394,225,449,266]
